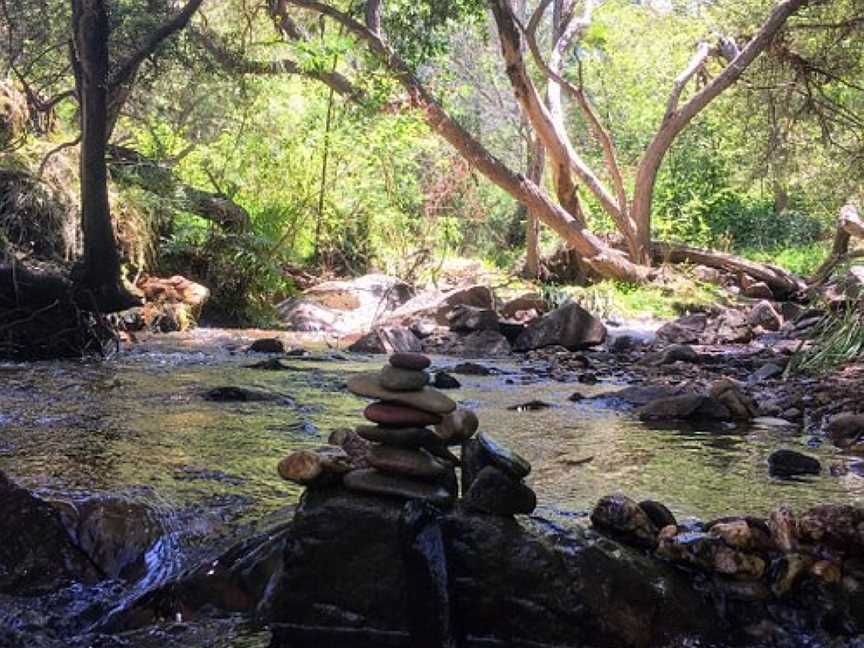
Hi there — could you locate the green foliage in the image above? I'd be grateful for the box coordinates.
[788,308,864,375]
[382,0,486,66]
[742,241,831,277]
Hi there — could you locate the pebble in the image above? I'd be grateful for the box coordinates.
[435,409,479,445]
[379,365,429,391]
[367,445,449,480]
[343,469,453,507]
[364,402,442,427]
[348,372,456,414]
[478,432,531,479]
[433,372,461,389]
[389,352,431,371]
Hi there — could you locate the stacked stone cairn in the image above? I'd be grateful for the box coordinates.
[278,351,536,516]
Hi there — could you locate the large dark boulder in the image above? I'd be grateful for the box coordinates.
[0,472,102,595]
[514,302,606,352]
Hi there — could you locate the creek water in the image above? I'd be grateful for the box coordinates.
[1,328,862,646]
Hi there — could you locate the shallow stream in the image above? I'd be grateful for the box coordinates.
[1,328,862,645]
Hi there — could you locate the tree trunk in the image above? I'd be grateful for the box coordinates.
[524,136,544,278]
[71,0,140,311]
[809,204,864,286]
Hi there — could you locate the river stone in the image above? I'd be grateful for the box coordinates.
[328,428,371,468]
[770,553,812,597]
[278,446,353,485]
[364,402,443,427]
[389,352,431,370]
[433,371,461,389]
[637,394,731,422]
[514,302,607,351]
[477,432,531,479]
[639,500,677,530]
[591,494,659,549]
[462,466,536,516]
[247,337,285,353]
[0,472,102,595]
[367,445,449,480]
[348,372,456,414]
[343,469,454,507]
[767,449,821,477]
[356,424,440,448]
[798,504,864,551]
[435,408,479,444]
[826,412,864,448]
[378,365,429,391]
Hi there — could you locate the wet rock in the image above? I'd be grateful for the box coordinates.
[507,399,553,411]
[448,305,499,332]
[278,446,353,486]
[328,428,371,468]
[639,500,677,530]
[0,471,101,595]
[706,518,772,552]
[276,298,342,332]
[477,432,531,479]
[364,403,443,427]
[743,282,774,299]
[461,329,511,355]
[591,494,659,549]
[247,337,284,353]
[389,352,431,371]
[749,300,783,331]
[599,384,691,406]
[71,496,162,581]
[656,313,708,345]
[514,302,607,351]
[203,386,277,402]
[266,488,726,647]
[433,371,460,389]
[768,506,798,552]
[451,361,492,375]
[637,394,731,422]
[826,412,864,448]
[367,445,450,480]
[356,425,441,448]
[709,378,758,420]
[768,449,821,477]
[640,344,700,366]
[378,365,429,392]
[343,469,454,507]
[462,466,536,516]
[243,357,294,370]
[348,326,422,354]
[810,558,842,583]
[798,504,864,552]
[435,408,479,444]
[656,530,766,580]
[609,334,637,353]
[770,553,812,597]
[347,372,456,414]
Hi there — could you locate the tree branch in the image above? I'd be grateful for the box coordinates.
[523,0,630,227]
[663,41,711,123]
[109,0,205,89]
[282,0,650,282]
[365,0,382,34]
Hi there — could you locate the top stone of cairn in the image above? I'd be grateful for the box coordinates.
[389,352,431,371]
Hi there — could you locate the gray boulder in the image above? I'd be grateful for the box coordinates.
[514,302,606,351]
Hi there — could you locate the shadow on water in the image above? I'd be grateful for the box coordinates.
[1,328,863,645]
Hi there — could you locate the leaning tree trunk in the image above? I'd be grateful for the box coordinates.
[72,0,139,312]
[524,135,545,278]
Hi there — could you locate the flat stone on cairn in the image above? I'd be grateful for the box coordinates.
[279,351,535,516]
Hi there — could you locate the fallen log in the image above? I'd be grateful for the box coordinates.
[651,241,807,298]
[107,145,250,231]
[809,204,864,287]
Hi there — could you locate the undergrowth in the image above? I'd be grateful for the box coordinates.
[788,307,864,375]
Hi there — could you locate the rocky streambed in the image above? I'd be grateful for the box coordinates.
[1,328,864,647]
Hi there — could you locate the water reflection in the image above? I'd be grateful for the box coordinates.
[0,337,862,530]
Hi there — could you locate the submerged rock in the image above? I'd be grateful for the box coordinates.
[0,472,101,595]
[247,337,284,353]
[637,394,731,422]
[433,371,460,389]
[767,449,821,478]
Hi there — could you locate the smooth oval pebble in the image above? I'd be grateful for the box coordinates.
[348,373,456,414]
[379,365,429,392]
[343,468,453,507]
[436,408,479,444]
[366,445,448,480]
[389,352,431,371]
[356,425,439,447]
[364,402,442,427]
